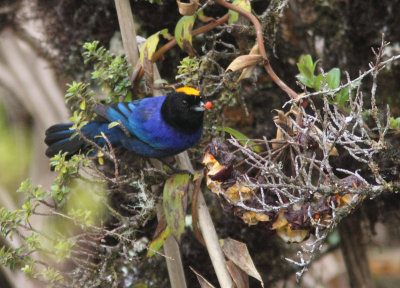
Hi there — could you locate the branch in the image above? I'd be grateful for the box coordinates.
[114,0,139,67]
[152,13,230,63]
[132,13,230,84]
[213,0,299,100]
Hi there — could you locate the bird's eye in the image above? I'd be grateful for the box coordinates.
[182,99,189,107]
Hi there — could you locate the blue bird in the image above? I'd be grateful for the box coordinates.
[45,87,212,159]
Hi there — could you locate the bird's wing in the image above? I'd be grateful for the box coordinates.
[126,96,171,149]
[99,96,168,149]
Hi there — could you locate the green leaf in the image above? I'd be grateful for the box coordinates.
[336,86,350,106]
[228,0,252,24]
[296,74,313,88]
[174,15,197,49]
[296,55,316,81]
[54,239,74,262]
[17,179,32,193]
[79,100,86,110]
[147,224,170,258]
[108,121,120,129]
[313,74,325,91]
[162,174,190,241]
[326,68,341,89]
[216,126,262,153]
[139,28,169,68]
[389,117,400,130]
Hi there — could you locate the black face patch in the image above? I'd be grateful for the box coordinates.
[161,92,204,134]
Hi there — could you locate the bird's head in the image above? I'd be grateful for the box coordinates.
[161,87,212,133]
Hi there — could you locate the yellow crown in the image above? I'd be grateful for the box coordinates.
[176,86,200,96]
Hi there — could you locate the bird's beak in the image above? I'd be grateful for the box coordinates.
[192,101,212,112]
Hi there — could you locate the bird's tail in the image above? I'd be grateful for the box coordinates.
[44,122,99,158]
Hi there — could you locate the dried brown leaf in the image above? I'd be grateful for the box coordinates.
[189,266,216,288]
[205,176,222,195]
[226,260,249,288]
[273,109,292,132]
[221,238,264,287]
[236,44,260,82]
[176,0,200,16]
[226,54,263,72]
[327,143,339,156]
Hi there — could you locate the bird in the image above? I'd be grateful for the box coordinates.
[44,87,212,159]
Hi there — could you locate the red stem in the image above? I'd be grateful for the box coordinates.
[213,0,299,100]
[151,14,230,62]
[213,0,267,59]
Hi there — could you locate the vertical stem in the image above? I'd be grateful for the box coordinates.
[156,205,187,288]
[197,191,233,288]
[339,215,375,288]
[176,152,233,288]
[164,237,188,288]
[114,0,139,67]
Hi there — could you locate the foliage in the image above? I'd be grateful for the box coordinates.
[296,54,351,107]
[174,15,196,50]
[228,0,252,24]
[215,126,261,153]
[162,173,190,241]
[176,56,203,86]
[83,41,132,103]
[49,152,89,203]
[389,116,400,130]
